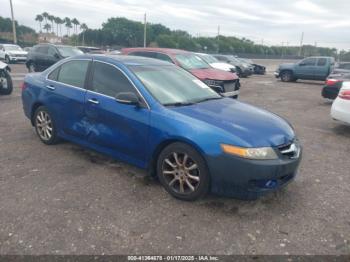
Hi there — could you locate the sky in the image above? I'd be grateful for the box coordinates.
[1,0,349,50]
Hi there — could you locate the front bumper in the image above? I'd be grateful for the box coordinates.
[207,149,302,199]
[274,71,280,78]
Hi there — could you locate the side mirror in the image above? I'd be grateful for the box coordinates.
[115,92,140,106]
[299,62,306,66]
[54,53,60,59]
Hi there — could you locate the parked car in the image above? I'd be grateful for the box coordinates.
[21,55,302,200]
[0,60,12,95]
[26,44,83,72]
[322,73,350,100]
[122,48,240,98]
[213,55,253,77]
[331,82,350,125]
[76,46,105,54]
[195,53,237,73]
[239,58,266,75]
[0,44,28,63]
[23,47,32,52]
[332,62,350,74]
[275,56,335,82]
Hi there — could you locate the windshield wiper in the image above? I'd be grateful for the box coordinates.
[193,97,223,104]
[163,102,194,107]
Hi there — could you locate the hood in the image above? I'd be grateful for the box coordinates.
[8,50,27,56]
[170,98,295,148]
[210,62,235,72]
[278,63,295,70]
[189,68,237,81]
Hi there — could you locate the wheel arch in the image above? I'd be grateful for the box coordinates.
[30,102,45,126]
[148,137,208,177]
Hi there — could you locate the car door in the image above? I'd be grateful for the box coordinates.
[314,58,329,80]
[45,59,91,138]
[84,60,150,167]
[35,46,49,71]
[294,57,317,79]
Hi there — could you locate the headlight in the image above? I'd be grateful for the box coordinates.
[221,144,278,160]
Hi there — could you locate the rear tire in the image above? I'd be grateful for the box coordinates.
[33,106,59,145]
[0,70,13,95]
[157,142,210,201]
[281,71,293,82]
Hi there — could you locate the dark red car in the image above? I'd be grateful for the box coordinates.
[121,48,240,98]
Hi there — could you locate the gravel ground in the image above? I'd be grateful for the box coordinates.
[0,61,349,255]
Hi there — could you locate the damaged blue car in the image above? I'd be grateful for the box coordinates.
[21,55,302,201]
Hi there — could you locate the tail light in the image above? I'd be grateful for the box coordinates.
[326,79,342,86]
[338,90,350,100]
[20,82,27,91]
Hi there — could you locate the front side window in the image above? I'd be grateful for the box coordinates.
[129,51,156,58]
[301,58,317,66]
[37,46,49,54]
[156,53,174,63]
[130,65,220,105]
[57,60,90,88]
[91,62,137,97]
[48,47,58,57]
[175,54,210,70]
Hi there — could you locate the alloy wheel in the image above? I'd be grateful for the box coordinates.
[35,111,53,141]
[162,152,200,194]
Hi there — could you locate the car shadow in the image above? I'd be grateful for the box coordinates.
[332,124,350,138]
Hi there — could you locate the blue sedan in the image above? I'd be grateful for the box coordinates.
[21,55,302,200]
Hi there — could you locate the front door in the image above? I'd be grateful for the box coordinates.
[294,57,317,79]
[84,61,150,167]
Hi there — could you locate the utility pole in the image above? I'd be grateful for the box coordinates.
[143,13,147,48]
[9,0,17,44]
[298,32,304,57]
[217,25,220,53]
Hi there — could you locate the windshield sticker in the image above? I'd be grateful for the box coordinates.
[193,79,210,89]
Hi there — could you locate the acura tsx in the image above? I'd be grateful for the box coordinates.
[21,55,302,200]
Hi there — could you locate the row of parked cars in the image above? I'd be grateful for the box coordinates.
[2,43,264,100]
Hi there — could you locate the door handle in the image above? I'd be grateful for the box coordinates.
[88,98,99,105]
[46,85,55,91]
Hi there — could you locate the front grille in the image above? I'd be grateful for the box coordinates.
[278,142,300,159]
[223,80,240,92]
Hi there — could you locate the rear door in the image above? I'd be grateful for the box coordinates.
[35,46,49,71]
[45,59,91,138]
[294,57,317,79]
[46,46,61,68]
[314,58,329,80]
[84,61,150,167]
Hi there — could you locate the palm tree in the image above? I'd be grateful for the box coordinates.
[54,16,61,36]
[42,12,49,25]
[48,15,55,33]
[64,17,72,36]
[58,18,65,37]
[35,14,43,32]
[80,23,88,46]
[43,23,51,33]
[71,18,80,35]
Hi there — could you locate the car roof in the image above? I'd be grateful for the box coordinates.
[122,47,190,55]
[72,54,174,66]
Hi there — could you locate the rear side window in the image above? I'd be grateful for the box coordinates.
[129,51,156,58]
[156,53,174,63]
[91,62,137,97]
[317,58,327,66]
[57,60,90,88]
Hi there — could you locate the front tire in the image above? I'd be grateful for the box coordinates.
[281,71,293,82]
[157,142,210,201]
[33,106,59,145]
[0,70,13,95]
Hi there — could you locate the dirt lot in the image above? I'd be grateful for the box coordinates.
[0,60,349,255]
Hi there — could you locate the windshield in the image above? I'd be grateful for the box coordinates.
[130,65,220,105]
[57,46,83,57]
[5,45,22,51]
[175,54,210,70]
[198,54,219,64]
